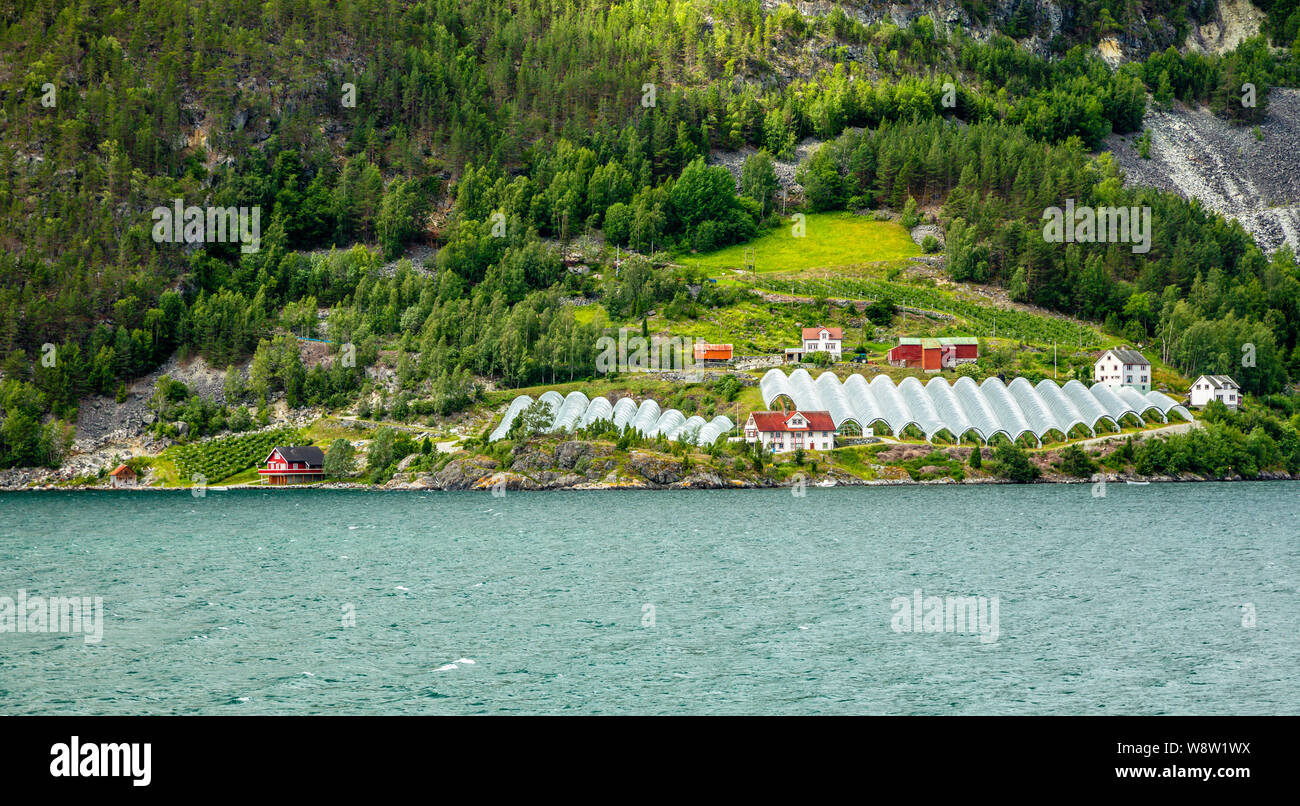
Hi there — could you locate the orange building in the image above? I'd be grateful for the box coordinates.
[109,464,137,488]
[693,343,733,364]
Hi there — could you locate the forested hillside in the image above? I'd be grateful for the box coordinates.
[2,0,1300,469]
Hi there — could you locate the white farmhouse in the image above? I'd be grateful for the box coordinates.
[1094,348,1151,393]
[784,326,842,363]
[1189,375,1241,408]
[744,410,836,453]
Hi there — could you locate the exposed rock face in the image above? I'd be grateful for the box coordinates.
[429,456,500,490]
[552,440,592,469]
[770,1,1192,61]
[709,137,824,199]
[626,451,685,486]
[394,453,420,472]
[75,354,232,445]
[1107,88,1300,253]
[1183,0,1266,55]
[910,224,944,248]
[505,440,620,480]
[680,471,727,488]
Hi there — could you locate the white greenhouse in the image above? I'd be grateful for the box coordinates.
[490,391,734,446]
[758,369,1190,446]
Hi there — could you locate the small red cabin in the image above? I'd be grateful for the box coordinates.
[259,446,326,485]
[109,464,137,488]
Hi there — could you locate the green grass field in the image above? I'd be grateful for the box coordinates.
[572,304,609,327]
[664,300,855,353]
[682,213,920,276]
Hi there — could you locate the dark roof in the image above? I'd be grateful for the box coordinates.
[267,445,325,466]
[1198,375,1239,389]
[1104,348,1149,365]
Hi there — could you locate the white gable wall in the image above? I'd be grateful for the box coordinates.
[1094,349,1151,393]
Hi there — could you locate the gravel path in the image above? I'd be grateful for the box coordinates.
[1075,419,1203,449]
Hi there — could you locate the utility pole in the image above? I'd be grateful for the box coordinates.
[1054,341,1057,379]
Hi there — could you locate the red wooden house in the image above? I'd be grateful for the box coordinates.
[887,337,978,371]
[109,464,137,488]
[259,446,326,485]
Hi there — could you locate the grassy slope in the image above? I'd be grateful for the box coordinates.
[682,213,921,276]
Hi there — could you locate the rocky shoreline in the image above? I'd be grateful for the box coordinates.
[7,431,1295,493]
[5,468,1294,493]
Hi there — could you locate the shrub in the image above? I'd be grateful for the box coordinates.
[993,443,1039,482]
[323,438,356,479]
[863,299,895,326]
[901,196,921,228]
[367,427,396,471]
[1057,444,1096,477]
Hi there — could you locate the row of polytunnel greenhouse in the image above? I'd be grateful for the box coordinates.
[759,369,1191,446]
[489,390,735,445]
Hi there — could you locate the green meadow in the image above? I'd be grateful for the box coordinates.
[682,213,921,276]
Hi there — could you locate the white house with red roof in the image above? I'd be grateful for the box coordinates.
[744,410,836,453]
[783,326,842,363]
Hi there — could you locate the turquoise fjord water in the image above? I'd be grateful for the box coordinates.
[0,483,1296,715]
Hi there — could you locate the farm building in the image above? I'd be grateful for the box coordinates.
[1094,348,1150,393]
[783,326,842,363]
[109,464,137,488]
[1189,375,1241,408]
[887,337,979,371]
[259,446,326,485]
[743,410,836,453]
[693,343,733,365]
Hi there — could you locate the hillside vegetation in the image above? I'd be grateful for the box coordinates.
[1,1,1299,471]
